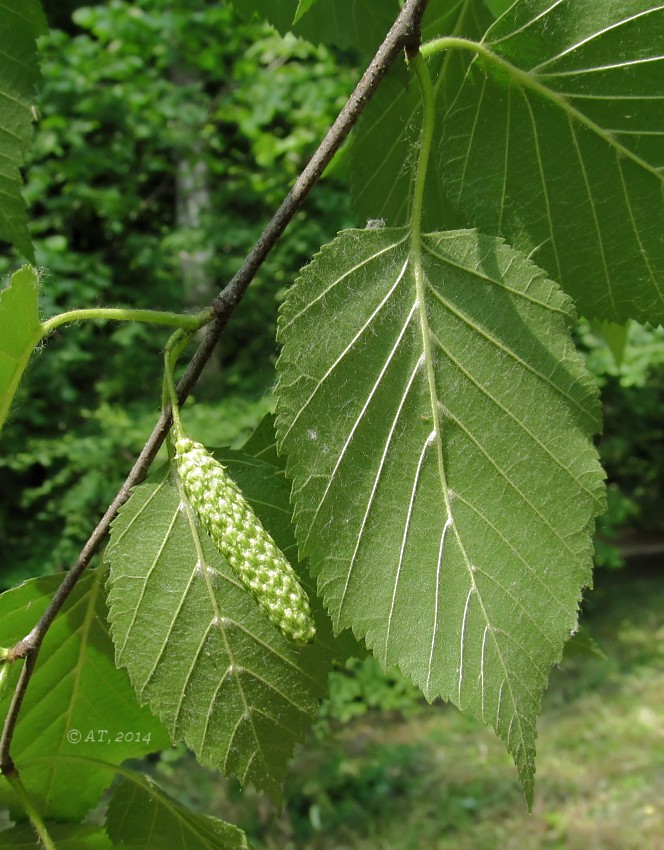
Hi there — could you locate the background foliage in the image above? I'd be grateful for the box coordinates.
[0,0,355,585]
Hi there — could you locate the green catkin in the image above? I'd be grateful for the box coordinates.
[173,429,316,644]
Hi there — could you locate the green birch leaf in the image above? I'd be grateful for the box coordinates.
[349,0,493,229]
[293,0,320,24]
[0,0,46,260]
[105,451,335,802]
[439,0,664,323]
[0,823,112,849]
[0,570,170,821]
[0,265,43,433]
[241,412,281,467]
[232,0,397,52]
[482,0,515,16]
[240,420,368,666]
[275,227,605,803]
[243,421,370,669]
[589,319,630,369]
[562,625,606,661]
[106,773,248,850]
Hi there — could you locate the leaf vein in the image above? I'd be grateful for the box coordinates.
[281,254,409,446]
[530,7,664,74]
[429,328,599,501]
[303,300,418,551]
[335,356,422,628]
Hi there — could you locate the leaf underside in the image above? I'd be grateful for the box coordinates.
[293,0,320,25]
[275,226,605,802]
[106,774,248,850]
[439,0,664,323]
[0,0,46,260]
[105,451,334,802]
[0,265,43,433]
[0,823,112,849]
[241,411,281,466]
[349,0,664,324]
[0,570,170,821]
[232,0,397,53]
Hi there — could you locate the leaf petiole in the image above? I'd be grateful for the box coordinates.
[5,769,57,850]
[407,51,436,246]
[41,305,213,337]
[418,35,659,183]
[419,35,480,61]
[162,327,195,435]
[0,658,10,701]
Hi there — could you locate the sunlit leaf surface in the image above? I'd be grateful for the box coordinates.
[0,570,170,821]
[0,266,42,433]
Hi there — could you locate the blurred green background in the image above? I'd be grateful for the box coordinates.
[1,1,662,846]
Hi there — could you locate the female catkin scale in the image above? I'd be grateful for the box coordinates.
[173,429,316,644]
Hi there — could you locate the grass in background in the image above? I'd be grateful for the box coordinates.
[152,564,664,850]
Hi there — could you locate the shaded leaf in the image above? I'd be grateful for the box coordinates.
[0,823,112,849]
[232,0,397,53]
[589,320,630,369]
[0,0,46,260]
[0,570,170,821]
[349,0,493,229]
[275,226,605,802]
[106,773,248,850]
[482,0,515,16]
[105,451,335,801]
[0,265,43,433]
[241,412,281,468]
[293,0,320,24]
[439,0,664,323]
[562,626,607,661]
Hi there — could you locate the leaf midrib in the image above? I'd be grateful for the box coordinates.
[411,235,529,778]
[436,35,664,182]
[175,474,261,776]
[420,252,597,428]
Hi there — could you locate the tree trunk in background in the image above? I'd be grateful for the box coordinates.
[171,65,216,310]
[175,152,216,309]
[171,63,221,378]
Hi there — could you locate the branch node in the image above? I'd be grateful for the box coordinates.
[0,757,16,778]
[7,644,26,663]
